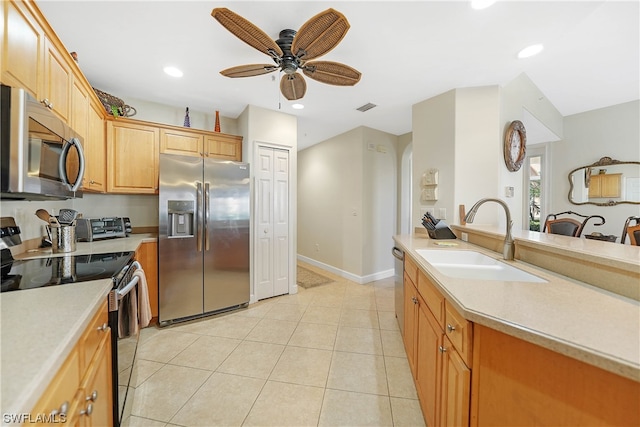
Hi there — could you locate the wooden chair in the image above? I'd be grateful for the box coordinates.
[542,211,605,237]
[621,216,640,245]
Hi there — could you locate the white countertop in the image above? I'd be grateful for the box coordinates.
[0,280,113,417]
[1,234,157,417]
[14,233,157,260]
[393,233,640,382]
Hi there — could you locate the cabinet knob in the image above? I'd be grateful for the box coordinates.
[86,390,98,402]
[40,98,53,109]
[446,324,456,332]
[439,345,447,353]
[97,323,109,332]
[80,403,93,416]
[51,401,69,417]
[411,296,418,305]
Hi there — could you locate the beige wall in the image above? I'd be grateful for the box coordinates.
[550,100,640,239]
[297,126,397,280]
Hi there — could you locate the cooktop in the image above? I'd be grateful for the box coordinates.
[0,249,134,293]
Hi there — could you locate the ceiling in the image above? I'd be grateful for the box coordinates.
[37,1,639,150]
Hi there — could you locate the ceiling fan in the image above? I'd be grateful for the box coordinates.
[211,7,362,101]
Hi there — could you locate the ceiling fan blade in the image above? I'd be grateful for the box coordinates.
[280,73,307,100]
[221,64,278,78]
[291,8,350,61]
[302,61,361,86]
[212,8,283,58]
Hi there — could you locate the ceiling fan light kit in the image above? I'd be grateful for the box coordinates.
[211,7,361,101]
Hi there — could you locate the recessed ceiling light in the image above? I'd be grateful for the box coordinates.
[517,44,544,59]
[471,0,497,10]
[292,103,304,110]
[163,66,183,77]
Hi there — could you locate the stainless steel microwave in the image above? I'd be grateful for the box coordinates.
[1,84,85,200]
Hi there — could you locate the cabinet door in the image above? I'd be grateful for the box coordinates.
[160,128,203,157]
[205,134,242,161]
[403,275,418,375]
[31,349,82,426]
[85,102,106,192]
[78,335,113,427]
[136,240,158,318]
[416,298,443,427]
[2,0,44,97]
[601,174,621,198]
[43,37,71,122]
[107,121,159,194]
[440,336,471,427]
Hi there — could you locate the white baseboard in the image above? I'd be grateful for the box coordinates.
[297,254,394,285]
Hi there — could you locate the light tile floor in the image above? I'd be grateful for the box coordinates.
[122,263,425,427]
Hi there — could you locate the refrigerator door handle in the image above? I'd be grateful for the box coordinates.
[196,181,203,252]
[204,182,210,251]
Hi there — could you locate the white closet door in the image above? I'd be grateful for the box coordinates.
[256,146,290,300]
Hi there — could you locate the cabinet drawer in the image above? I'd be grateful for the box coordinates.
[444,301,473,366]
[404,255,418,285]
[418,269,445,328]
[31,349,81,424]
[80,300,109,370]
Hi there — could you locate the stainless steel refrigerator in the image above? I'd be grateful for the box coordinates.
[158,153,250,325]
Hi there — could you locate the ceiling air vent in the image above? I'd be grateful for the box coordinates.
[356,102,377,112]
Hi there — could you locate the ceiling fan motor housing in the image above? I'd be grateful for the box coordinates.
[277,29,301,74]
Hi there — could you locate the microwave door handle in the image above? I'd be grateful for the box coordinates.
[58,137,86,192]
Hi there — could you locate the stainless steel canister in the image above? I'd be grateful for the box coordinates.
[50,224,76,253]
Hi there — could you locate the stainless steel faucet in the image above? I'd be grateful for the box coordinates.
[464,198,515,260]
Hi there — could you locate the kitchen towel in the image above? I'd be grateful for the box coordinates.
[134,268,152,329]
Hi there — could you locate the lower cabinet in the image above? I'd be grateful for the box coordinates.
[404,254,472,426]
[135,240,158,318]
[30,300,112,426]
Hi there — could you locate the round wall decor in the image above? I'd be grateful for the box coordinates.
[504,120,527,172]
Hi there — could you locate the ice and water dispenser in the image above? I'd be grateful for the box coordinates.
[167,200,194,237]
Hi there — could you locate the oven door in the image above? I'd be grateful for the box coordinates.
[109,260,145,427]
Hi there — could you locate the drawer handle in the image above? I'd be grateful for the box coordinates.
[80,403,93,416]
[447,324,456,332]
[438,345,447,353]
[51,401,69,417]
[97,323,109,332]
[86,390,98,402]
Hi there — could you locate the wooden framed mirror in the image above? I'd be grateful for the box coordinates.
[568,157,640,206]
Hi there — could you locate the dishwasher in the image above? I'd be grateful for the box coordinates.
[392,246,404,333]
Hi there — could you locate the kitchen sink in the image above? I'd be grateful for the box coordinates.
[415,249,547,283]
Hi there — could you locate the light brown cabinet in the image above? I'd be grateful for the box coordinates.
[588,173,622,198]
[107,120,159,194]
[160,127,242,161]
[471,325,639,426]
[85,102,107,192]
[135,240,159,319]
[31,300,112,426]
[1,0,44,98]
[43,36,71,122]
[403,254,472,426]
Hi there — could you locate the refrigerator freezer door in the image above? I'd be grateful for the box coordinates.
[203,159,250,313]
[159,154,204,323]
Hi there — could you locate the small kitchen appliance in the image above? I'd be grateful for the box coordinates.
[76,217,128,241]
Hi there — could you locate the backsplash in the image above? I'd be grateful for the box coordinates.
[0,194,158,241]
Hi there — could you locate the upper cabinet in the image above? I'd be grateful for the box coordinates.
[43,36,71,121]
[1,0,44,97]
[107,120,159,194]
[160,126,242,161]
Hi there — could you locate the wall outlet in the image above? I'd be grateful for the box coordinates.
[426,208,435,216]
[461,232,468,242]
[438,208,447,219]
[315,243,320,252]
